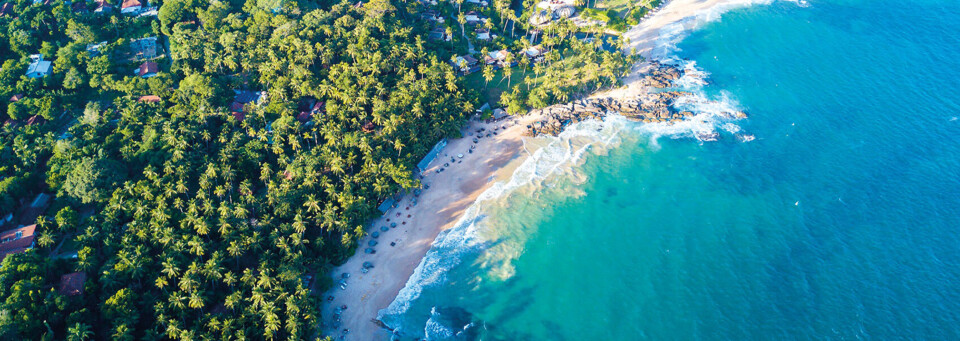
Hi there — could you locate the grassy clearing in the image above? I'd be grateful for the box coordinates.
[590,0,663,17]
[464,67,539,106]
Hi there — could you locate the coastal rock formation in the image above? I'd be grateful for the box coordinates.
[524,62,746,137]
[639,62,684,88]
[523,92,694,136]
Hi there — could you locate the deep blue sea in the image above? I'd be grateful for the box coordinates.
[381,0,960,339]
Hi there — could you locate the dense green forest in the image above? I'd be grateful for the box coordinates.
[0,0,633,339]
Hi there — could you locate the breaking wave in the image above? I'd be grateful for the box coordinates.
[648,0,777,59]
[379,118,628,339]
[378,0,803,338]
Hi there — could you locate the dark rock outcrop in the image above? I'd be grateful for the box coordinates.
[523,62,746,137]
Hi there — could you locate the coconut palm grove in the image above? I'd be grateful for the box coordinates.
[0,0,635,338]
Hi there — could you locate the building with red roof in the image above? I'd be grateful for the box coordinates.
[121,0,142,14]
[94,0,112,13]
[59,272,87,296]
[230,90,267,122]
[138,95,161,103]
[137,61,158,78]
[0,225,36,261]
[296,98,324,123]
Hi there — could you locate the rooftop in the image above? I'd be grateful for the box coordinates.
[0,224,36,261]
[234,90,266,104]
[137,61,158,77]
[59,272,87,296]
[121,0,142,9]
[138,95,161,103]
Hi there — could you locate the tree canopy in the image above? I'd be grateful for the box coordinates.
[0,0,635,338]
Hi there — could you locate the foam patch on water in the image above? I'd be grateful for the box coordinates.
[632,59,746,142]
[648,0,779,60]
[379,119,628,338]
[379,1,803,338]
[422,307,478,340]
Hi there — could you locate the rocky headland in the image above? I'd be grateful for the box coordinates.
[524,62,747,137]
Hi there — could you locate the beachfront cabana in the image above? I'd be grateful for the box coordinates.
[377,198,396,213]
[416,139,448,175]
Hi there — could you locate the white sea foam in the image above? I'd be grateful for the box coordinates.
[423,308,455,340]
[646,0,778,60]
[422,307,477,341]
[379,119,627,337]
[380,0,795,337]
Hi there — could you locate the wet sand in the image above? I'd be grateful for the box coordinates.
[321,114,548,340]
[321,0,763,339]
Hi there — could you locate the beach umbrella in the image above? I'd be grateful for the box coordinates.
[390,222,397,228]
[368,240,378,247]
[364,248,375,254]
[363,261,374,269]
[381,226,389,232]
[371,231,380,238]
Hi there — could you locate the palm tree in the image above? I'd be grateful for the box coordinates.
[458,13,467,40]
[37,231,55,248]
[503,58,514,87]
[304,195,321,215]
[446,26,454,48]
[483,65,495,88]
[67,323,94,341]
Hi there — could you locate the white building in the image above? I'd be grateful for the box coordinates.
[476,28,491,41]
[137,6,158,17]
[26,54,52,78]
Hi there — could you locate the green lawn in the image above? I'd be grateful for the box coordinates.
[463,67,539,106]
[592,0,632,12]
[50,233,81,259]
[590,0,662,18]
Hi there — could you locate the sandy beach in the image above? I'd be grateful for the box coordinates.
[320,114,547,340]
[599,0,767,100]
[321,0,762,339]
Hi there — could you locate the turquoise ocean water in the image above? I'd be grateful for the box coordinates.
[381,0,960,339]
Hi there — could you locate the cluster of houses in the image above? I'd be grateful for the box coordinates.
[92,0,157,16]
[4,93,45,127]
[450,44,547,75]
[419,3,492,44]
[296,97,325,124]
[0,0,157,17]
[229,90,267,121]
[529,4,576,26]
[128,36,159,60]
[0,192,87,298]
[19,34,159,81]
[227,91,326,124]
[0,193,49,261]
[0,223,87,298]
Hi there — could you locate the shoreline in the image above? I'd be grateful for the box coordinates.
[320,113,549,340]
[321,0,765,339]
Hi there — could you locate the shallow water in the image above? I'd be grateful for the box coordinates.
[381,0,960,339]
